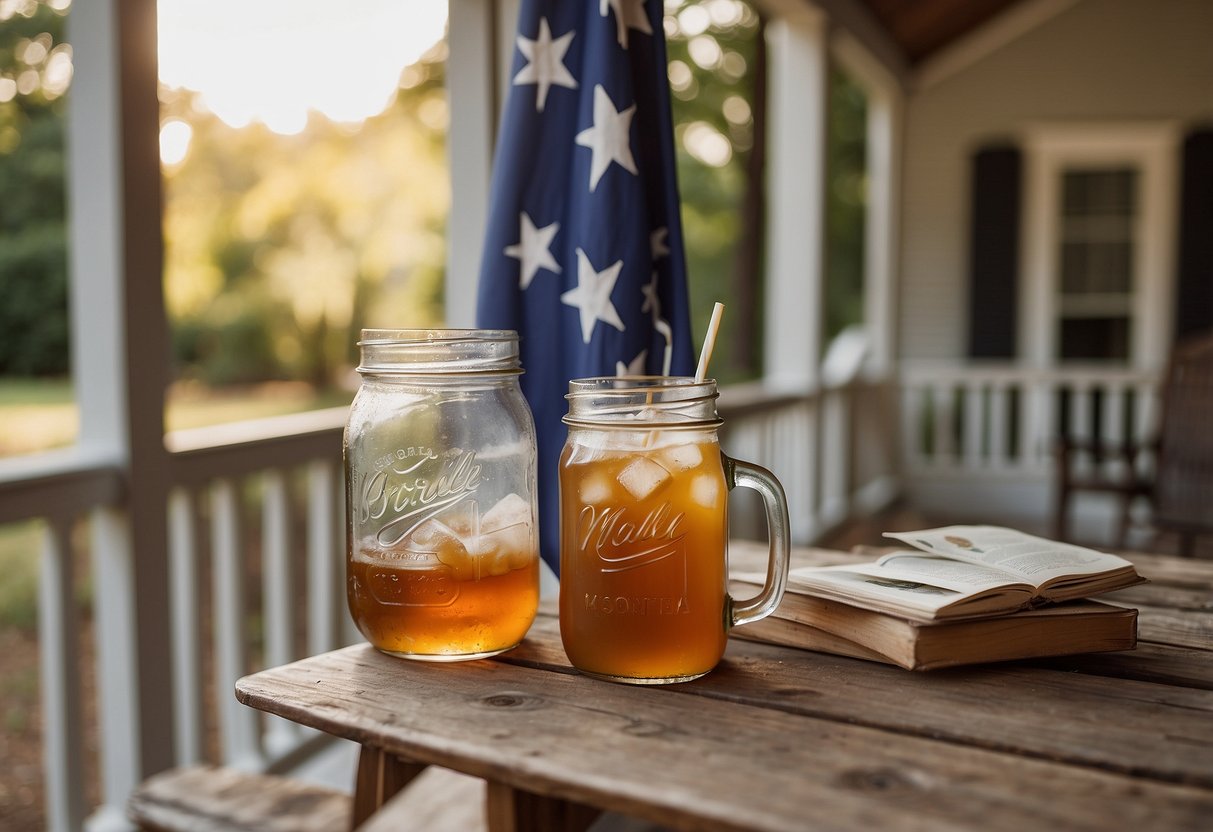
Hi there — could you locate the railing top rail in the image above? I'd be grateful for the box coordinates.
[718,377,888,420]
[899,362,1160,386]
[167,406,349,486]
[0,446,124,524]
[165,406,350,455]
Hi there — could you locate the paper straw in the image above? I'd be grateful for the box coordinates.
[694,302,725,382]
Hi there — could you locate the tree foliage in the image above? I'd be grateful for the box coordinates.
[161,50,449,387]
[0,0,70,376]
[0,1,868,388]
[664,0,764,383]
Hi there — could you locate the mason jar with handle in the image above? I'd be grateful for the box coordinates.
[558,376,790,683]
[345,329,539,661]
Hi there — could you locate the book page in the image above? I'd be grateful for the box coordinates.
[883,526,1133,587]
[871,553,1032,592]
[788,566,965,616]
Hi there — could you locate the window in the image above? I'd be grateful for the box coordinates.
[1057,168,1136,362]
[1022,123,1179,369]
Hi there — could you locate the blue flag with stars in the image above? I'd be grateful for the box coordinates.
[476,0,695,576]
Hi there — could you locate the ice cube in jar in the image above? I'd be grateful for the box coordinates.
[617,456,672,500]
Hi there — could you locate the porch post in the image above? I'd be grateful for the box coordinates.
[764,9,829,390]
[446,0,506,326]
[67,0,176,826]
[832,33,903,377]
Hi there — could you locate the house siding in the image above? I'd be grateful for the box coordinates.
[899,0,1213,362]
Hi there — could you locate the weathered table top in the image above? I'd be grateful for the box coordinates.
[235,544,1213,832]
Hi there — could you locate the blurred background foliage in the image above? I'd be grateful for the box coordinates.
[0,0,867,396]
[160,51,449,388]
[0,0,70,377]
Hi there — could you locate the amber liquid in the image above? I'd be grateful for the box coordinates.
[559,436,728,682]
[348,546,538,660]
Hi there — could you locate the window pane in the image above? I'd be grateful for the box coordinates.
[1059,317,1130,361]
[1062,168,1136,217]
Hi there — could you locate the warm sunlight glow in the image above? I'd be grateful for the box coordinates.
[683,121,732,168]
[159,118,192,165]
[157,0,448,134]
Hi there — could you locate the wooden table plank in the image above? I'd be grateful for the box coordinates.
[1035,642,1213,690]
[1106,583,1213,612]
[236,644,1213,832]
[1125,603,1213,650]
[504,615,1213,788]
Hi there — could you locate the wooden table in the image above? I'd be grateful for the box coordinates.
[235,544,1213,831]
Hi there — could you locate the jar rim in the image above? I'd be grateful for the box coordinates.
[357,329,522,376]
[563,375,721,428]
[357,328,519,346]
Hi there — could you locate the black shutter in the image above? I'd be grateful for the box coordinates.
[967,145,1022,358]
[1176,127,1213,340]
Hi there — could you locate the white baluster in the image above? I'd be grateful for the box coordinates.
[1102,384,1127,480]
[211,479,261,770]
[168,489,203,765]
[39,517,85,832]
[931,383,954,465]
[989,384,1009,469]
[307,460,337,655]
[963,381,984,468]
[88,507,139,832]
[261,470,297,756]
[901,383,921,469]
[1069,381,1094,479]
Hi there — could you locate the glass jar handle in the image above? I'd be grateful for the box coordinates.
[723,454,791,628]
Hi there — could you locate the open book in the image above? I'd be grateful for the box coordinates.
[756,526,1144,622]
[729,595,1138,671]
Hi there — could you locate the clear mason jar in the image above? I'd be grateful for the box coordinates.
[345,329,539,661]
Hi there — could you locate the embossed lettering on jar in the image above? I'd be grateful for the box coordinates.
[345,330,540,661]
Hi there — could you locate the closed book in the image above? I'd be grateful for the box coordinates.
[730,591,1138,671]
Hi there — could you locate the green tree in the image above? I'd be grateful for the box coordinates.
[0,0,71,376]
[665,0,765,383]
[825,67,867,345]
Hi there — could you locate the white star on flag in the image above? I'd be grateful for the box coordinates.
[616,349,648,377]
[575,85,638,192]
[513,17,577,112]
[600,0,653,49]
[561,248,626,343]
[504,212,560,290]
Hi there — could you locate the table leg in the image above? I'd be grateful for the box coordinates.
[485,781,601,832]
[351,744,427,829]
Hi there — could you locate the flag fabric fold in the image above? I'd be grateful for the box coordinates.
[476,0,695,576]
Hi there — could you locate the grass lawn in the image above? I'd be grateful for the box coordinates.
[0,377,354,455]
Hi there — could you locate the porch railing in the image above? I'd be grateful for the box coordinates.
[3,373,900,831]
[899,363,1160,476]
[895,363,1164,535]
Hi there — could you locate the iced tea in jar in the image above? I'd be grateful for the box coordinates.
[559,377,790,684]
[345,330,539,660]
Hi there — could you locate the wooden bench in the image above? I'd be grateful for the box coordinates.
[127,764,352,832]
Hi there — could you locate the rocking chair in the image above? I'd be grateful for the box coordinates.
[1053,330,1213,557]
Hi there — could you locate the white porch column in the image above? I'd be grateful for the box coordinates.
[67,1,176,827]
[764,9,829,390]
[445,0,508,326]
[832,32,904,376]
